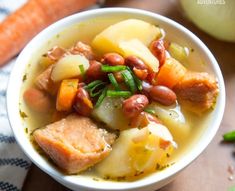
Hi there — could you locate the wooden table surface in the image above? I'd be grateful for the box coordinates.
[23,0,235,190]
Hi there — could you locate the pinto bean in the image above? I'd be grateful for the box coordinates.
[149,85,176,106]
[122,94,149,118]
[150,39,166,66]
[133,67,148,80]
[23,87,52,113]
[113,71,124,83]
[102,53,124,66]
[125,55,148,70]
[86,60,105,81]
[74,88,93,116]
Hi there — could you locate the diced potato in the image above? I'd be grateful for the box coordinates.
[92,97,130,130]
[92,19,161,54]
[146,102,191,142]
[168,42,188,62]
[119,39,159,72]
[51,55,89,82]
[96,123,175,178]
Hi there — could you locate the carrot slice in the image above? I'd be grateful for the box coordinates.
[0,0,96,66]
[156,57,187,89]
[56,79,79,111]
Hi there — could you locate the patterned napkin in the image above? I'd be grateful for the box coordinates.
[0,1,32,191]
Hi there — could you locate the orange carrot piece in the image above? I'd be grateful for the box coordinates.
[0,0,96,66]
[56,79,79,111]
[156,57,187,89]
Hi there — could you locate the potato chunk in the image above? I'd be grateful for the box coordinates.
[51,54,89,82]
[119,39,159,72]
[146,102,191,141]
[92,19,161,54]
[92,97,130,130]
[96,122,175,178]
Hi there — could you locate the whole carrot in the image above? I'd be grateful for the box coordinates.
[0,0,96,66]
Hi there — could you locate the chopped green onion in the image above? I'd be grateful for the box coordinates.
[101,65,126,72]
[86,80,103,89]
[89,81,107,97]
[223,131,235,142]
[108,73,120,90]
[79,64,85,79]
[144,108,156,115]
[121,70,137,93]
[95,87,108,108]
[127,67,142,91]
[107,90,132,98]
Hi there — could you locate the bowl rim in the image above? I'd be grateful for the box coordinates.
[6,7,225,190]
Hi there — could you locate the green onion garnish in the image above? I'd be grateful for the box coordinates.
[79,64,85,79]
[86,80,103,89]
[127,67,142,91]
[95,87,108,108]
[107,90,131,98]
[144,108,156,115]
[121,70,137,93]
[223,131,235,142]
[89,81,107,97]
[108,73,120,90]
[101,65,126,72]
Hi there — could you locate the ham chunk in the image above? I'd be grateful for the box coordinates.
[174,72,219,113]
[33,114,116,174]
[35,65,59,95]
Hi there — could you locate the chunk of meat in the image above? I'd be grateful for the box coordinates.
[69,41,95,60]
[23,87,52,113]
[174,72,219,113]
[33,114,116,174]
[44,46,66,61]
[35,65,59,95]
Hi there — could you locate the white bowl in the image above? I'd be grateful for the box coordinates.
[7,8,225,191]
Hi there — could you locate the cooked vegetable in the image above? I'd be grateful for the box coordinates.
[92,97,130,130]
[146,102,191,141]
[108,73,120,90]
[122,94,149,119]
[125,55,148,70]
[156,57,187,88]
[92,19,161,54]
[122,69,137,93]
[168,42,188,62]
[56,79,79,111]
[119,39,159,72]
[102,53,125,66]
[101,65,126,72]
[150,39,166,66]
[74,87,93,116]
[95,87,108,108]
[223,131,235,142]
[0,0,96,66]
[51,54,89,82]
[89,81,106,97]
[126,67,143,91]
[96,122,175,178]
[106,90,131,98]
[149,85,177,106]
